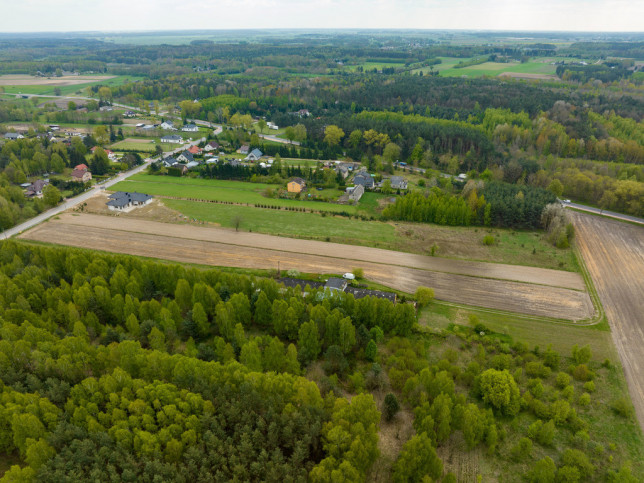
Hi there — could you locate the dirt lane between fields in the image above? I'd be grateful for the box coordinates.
[572,212,644,432]
[44,213,585,290]
[19,215,593,320]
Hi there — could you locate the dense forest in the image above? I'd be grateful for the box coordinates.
[0,241,641,481]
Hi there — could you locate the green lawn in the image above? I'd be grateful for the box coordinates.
[163,200,397,245]
[112,174,373,214]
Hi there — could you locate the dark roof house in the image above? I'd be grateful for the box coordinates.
[324,277,348,293]
[353,171,375,189]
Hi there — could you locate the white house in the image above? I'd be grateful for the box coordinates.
[160,121,176,130]
[161,134,183,144]
[182,124,199,132]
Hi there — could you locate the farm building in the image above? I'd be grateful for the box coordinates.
[347,184,364,202]
[287,177,306,193]
[106,191,153,211]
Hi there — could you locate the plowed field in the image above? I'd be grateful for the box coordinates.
[19,213,594,320]
[573,211,644,431]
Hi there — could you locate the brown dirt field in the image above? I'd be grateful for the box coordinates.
[572,211,644,432]
[498,72,559,80]
[19,213,593,320]
[0,74,116,86]
[43,213,585,290]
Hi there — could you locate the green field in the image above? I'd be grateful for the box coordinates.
[112,174,377,214]
[0,75,144,96]
[412,57,557,78]
[164,199,397,245]
[109,139,176,152]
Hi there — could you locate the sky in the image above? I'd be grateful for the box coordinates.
[0,0,642,32]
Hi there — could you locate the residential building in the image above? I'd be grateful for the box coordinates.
[161,134,183,144]
[71,169,92,183]
[177,151,194,163]
[24,179,49,197]
[287,177,306,193]
[245,148,263,161]
[204,141,220,151]
[4,132,24,140]
[182,124,199,132]
[187,145,202,155]
[389,176,408,190]
[353,171,375,189]
[107,191,153,211]
[74,163,89,171]
[238,144,250,154]
[160,121,176,130]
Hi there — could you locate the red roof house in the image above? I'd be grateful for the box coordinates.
[74,163,88,171]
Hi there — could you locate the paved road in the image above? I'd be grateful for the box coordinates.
[258,133,299,145]
[564,202,644,226]
[2,137,205,240]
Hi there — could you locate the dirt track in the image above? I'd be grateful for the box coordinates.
[19,214,593,320]
[573,212,644,432]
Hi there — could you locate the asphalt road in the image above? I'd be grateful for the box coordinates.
[2,137,205,240]
[564,202,644,226]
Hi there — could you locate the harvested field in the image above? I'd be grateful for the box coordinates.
[19,213,593,320]
[0,74,116,86]
[573,211,644,432]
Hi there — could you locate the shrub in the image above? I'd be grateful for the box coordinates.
[414,286,435,308]
[483,234,496,245]
[555,372,571,389]
[572,364,594,382]
[383,393,400,422]
[561,448,595,479]
[572,344,592,365]
[578,393,591,407]
[583,381,595,393]
[510,437,532,462]
[612,398,634,419]
[527,457,556,483]
[352,268,364,279]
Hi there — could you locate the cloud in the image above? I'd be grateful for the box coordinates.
[0,0,642,32]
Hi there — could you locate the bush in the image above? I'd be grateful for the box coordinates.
[578,393,591,407]
[572,364,594,382]
[583,381,595,393]
[352,268,364,279]
[612,398,634,419]
[414,286,435,308]
[555,372,571,389]
[383,393,400,422]
[483,234,496,245]
[510,437,532,462]
[527,457,556,483]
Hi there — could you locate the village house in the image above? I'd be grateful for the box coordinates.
[71,168,92,183]
[177,151,194,163]
[287,177,306,193]
[106,191,153,211]
[182,123,199,132]
[389,176,408,190]
[353,171,375,189]
[161,134,183,144]
[204,141,220,151]
[187,145,202,155]
[238,144,250,155]
[324,277,348,294]
[160,121,176,130]
[24,179,49,198]
[90,146,118,161]
[245,148,263,161]
[4,132,24,140]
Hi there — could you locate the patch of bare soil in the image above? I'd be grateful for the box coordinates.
[572,211,644,432]
[78,192,187,224]
[19,213,593,320]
